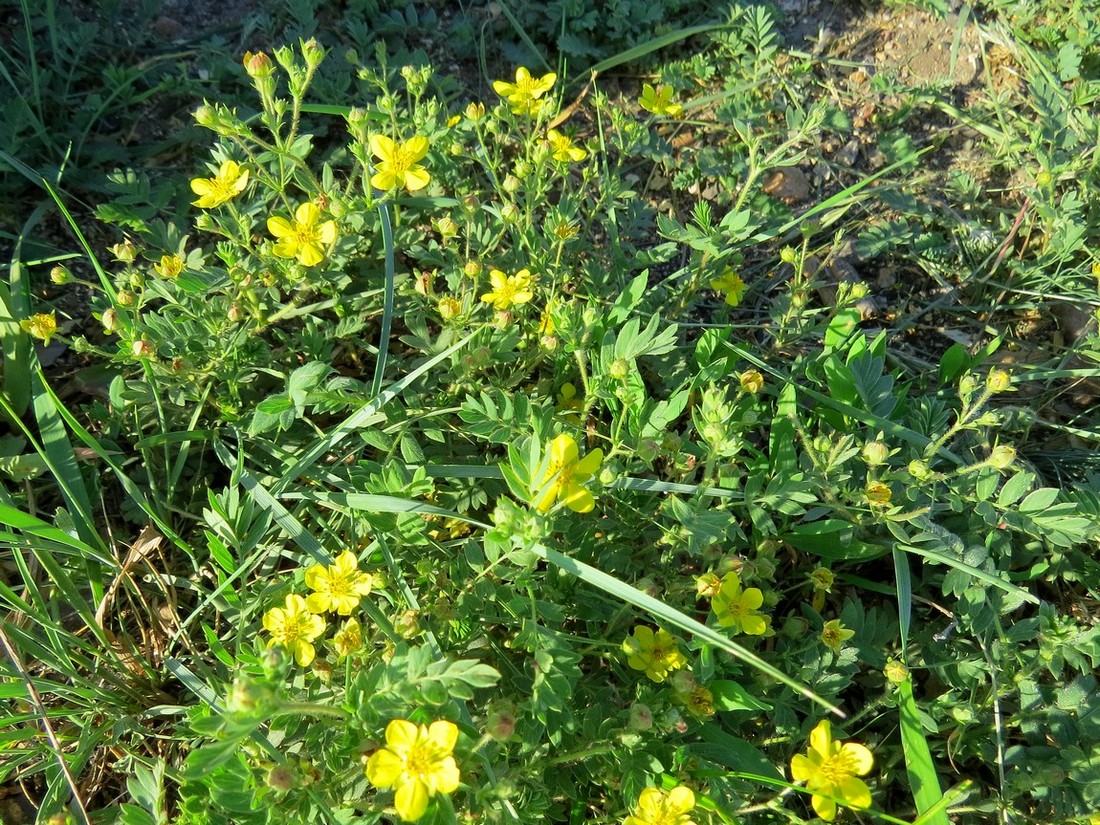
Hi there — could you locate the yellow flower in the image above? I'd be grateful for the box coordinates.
[820,619,855,653]
[262,594,326,666]
[480,268,534,311]
[710,270,746,307]
[639,83,683,118]
[369,135,431,192]
[267,202,338,267]
[790,720,874,821]
[492,66,556,116]
[190,159,249,209]
[366,719,461,822]
[545,129,587,163]
[304,551,374,615]
[624,786,696,825]
[555,382,583,424]
[331,617,362,659]
[623,626,687,683]
[20,312,58,344]
[712,571,768,635]
[534,433,603,513]
[154,254,183,280]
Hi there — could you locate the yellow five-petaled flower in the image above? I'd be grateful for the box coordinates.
[304,551,374,615]
[711,571,768,635]
[639,83,683,118]
[709,269,746,307]
[20,312,58,344]
[623,626,687,683]
[369,135,432,193]
[493,66,557,116]
[366,719,461,822]
[190,159,249,209]
[534,433,603,514]
[624,786,696,825]
[267,202,338,267]
[480,268,534,311]
[262,594,326,666]
[790,719,875,821]
[546,129,587,163]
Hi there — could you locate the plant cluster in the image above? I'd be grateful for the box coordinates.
[2,3,1100,825]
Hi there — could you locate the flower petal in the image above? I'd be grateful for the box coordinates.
[272,241,298,260]
[741,587,764,610]
[267,216,294,239]
[291,640,315,666]
[385,719,420,752]
[305,593,330,614]
[841,742,875,775]
[741,613,768,636]
[427,720,458,752]
[295,201,319,226]
[430,755,460,794]
[298,242,324,268]
[304,563,328,591]
[404,135,430,160]
[811,790,838,821]
[371,169,398,191]
[370,134,395,161]
[836,775,872,809]
[809,720,834,759]
[666,786,695,814]
[790,753,814,782]
[403,167,431,192]
[394,777,429,822]
[317,220,338,245]
[366,748,403,788]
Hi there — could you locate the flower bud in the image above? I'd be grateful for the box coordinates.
[627,702,653,731]
[739,369,764,394]
[50,265,72,284]
[101,308,120,333]
[908,459,933,480]
[988,445,1016,470]
[131,339,155,359]
[609,358,629,380]
[462,194,480,213]
[986,369,1011,394]
[465,101,485,121]
[110,239,138,263]
[862,440,889,467]
[502,174,521,194]
[695,572,721,598]
[266,765,295,792]
[463,260,482,277]
[500,203,520,223]
[809,567,835,592]
[487,704,517,742]
[434,216,459,240]
[884,659,910,684]
[301,37,325,69]
[437,296,461,320]
[779,246,798,264]
[865,480,892,505]
[243,51,274,78]
[193,103,217,129]
[116,289,136,307]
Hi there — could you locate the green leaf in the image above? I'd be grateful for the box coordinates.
[710,680,772,712]
[898,677,950,825]
[691,724,782,780]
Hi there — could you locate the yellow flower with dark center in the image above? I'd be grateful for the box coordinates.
[624,786,696,825]
[369,135,431,193]
[710,270,746,307]
[190,159,249,209]
[712,571,768,635]
[546,129,587,163]
[492,66,556,116]
[820,619,855,653]
[366,719,461,822]
[790,720,874,821]
[623,626,687,683]
[21,312,58,344]
[480,268,534,311]
[331,617,362,659]
[304,551,374,615]
[262,594,326,666]
[534,433,603,514]
[267,202,338,267]
[154,254,183,280]
[639,83,683,118]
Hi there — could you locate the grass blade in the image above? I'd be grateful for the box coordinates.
[898,676,950,825]
[535,544,841,717]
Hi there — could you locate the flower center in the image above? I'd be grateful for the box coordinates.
[294,224,320,245]
[390,148,415,173]
[403,742,441,782]
[818,752,858,784]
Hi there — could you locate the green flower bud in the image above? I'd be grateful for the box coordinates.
[988,445,1016,470]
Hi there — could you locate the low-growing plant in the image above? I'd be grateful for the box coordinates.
[4,5,1100,825]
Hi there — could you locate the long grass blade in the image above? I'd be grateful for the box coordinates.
[535,544,841,716]
[898,676,949,825]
